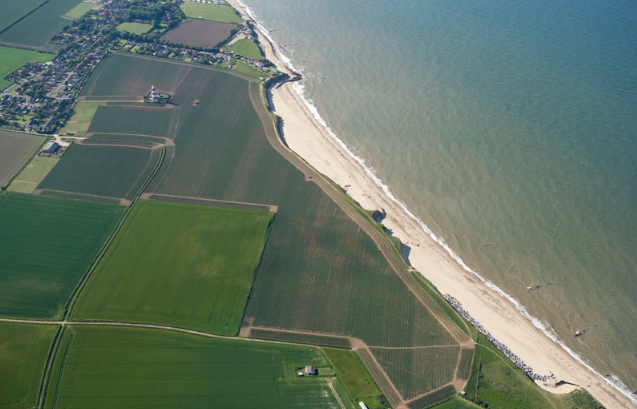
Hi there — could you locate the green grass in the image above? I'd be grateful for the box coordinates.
[431,397,481,409]
[63,1,97,19]
[323,348,384,407]
[226,39,264,60]
[0,0,83,48]
[0,0,48,32]
[0,131,44,188]
[180,2,242,23]
[0,322,57,409]
[231,59,267,79]
[0,193,123,319]
[72,200,273,335]
[45,325,344,409]
[7,156,59,194]
[37,142,161,201]
[116,22,153,35]
[0,45,54,90]
[58,101,99,137]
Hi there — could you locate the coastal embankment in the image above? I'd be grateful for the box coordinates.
[226,1,636,408]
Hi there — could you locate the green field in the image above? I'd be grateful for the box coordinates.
[7,156,59,194]
[72,200,272,335]
[0,0,47,32]
[77,53,465,404]
[231,59,267,79]
[116,22,153,35]
[226,39,264,60]
[324,348,385,407]
[88,104,177,137]
[0,45,54,90]
[63,1,98,19]
[0,193,123,319]
[58,101,100,137]
[0,131,44,188]
[0,322,57,409]
[45,325,344,409]
[0,0,83,48]
[180,2,243,23]
[37,142,161,201]
[431,398,481,409]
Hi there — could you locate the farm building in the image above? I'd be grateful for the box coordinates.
[304,365,317,376]
[359,402,369,409]
[41,141,60,154]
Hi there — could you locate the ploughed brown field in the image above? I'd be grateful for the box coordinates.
[161,19,235,48]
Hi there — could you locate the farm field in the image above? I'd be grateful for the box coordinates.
[0,0,47,32]
[323,348,385,408]
[44,325,344,409]
[0,0,83,49]
[71,200,273,335]
[161,19,235,48]
[7,156,59,194]
[431,398,482,409]
[226,39,263,60]
[87,104,177,137]
[370,346,460,400]
[63,1,99,19]
[0,322,57,409]
[180,2,242,23]
[0,131,43,188]
[0,45,54,90]
[58,101,100,137]
[116,22,152,35]
[37,142,161,202]
[79,53,192,99]
[0,193,123,319]
[78,52,466,405]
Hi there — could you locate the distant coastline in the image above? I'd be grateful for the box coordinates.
[225,0,637,407]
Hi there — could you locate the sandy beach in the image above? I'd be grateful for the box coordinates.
[227,2,635,408]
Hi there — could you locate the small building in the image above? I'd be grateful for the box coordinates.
[41,141,60,154]
[304,366,317,376]
[359,402,369,409]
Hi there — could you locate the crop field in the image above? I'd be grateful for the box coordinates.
[457,348,474,381]
[116,22,152,35]
[431,398,481,409]
[249,328,352,348]
[0,131,43,188]
[226,39,264,60]
[180,2,242,23]
[58,101,100,137]
[37,142,161,202]
[63,2,98,19]
[77,53,464,404]
[0,0,83,48]
[87,104,177,137]
[0,0,47,32]
[7,156,59,194]
[370,347,460,400]
[80,53,192,99]
[408,385,457,409]
[161,19,235,48]
[0,46,54,90]
[44,325,344,409]
[323,348,385,407]
[0,193,123,319]
[72,200,272,335]
[0,322,57,409]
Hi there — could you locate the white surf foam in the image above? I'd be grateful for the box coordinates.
[235,0,637,405]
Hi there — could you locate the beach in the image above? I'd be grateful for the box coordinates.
[227,1,636,408]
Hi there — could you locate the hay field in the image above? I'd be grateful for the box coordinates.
[226,39,264,60]
[7,156,59,194]
[63,1,98,19]
[161,19,235,48]
[58,101,99,137]
[180,2,242,23]
[44,325,343,409]
[0,0,47,32]
[37,142,162,202]
[72,200,273,335]
[0,46,54,90]
[0,0,82,48]
[0,131,43,188]
[0,322,57,409]
[0,193,123,319]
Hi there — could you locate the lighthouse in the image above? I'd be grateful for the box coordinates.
[151,85,160,103]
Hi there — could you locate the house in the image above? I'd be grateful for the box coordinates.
[304,366,317,376]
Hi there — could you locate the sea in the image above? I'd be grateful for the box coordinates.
[236,0,637,401]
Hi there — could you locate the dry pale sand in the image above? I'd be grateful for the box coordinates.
[227,2,635,408]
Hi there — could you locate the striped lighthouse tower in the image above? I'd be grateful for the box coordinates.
[151,85,160,102]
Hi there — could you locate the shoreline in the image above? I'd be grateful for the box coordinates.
[226,1,636,408]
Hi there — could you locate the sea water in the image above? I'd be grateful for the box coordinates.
[237,0,637,398]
